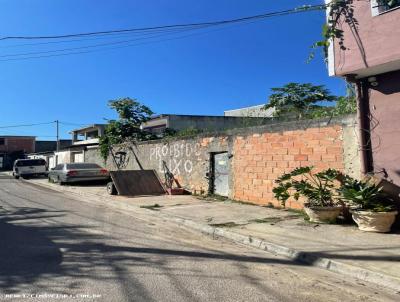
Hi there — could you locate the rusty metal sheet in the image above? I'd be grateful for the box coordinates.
[110,170,166,196]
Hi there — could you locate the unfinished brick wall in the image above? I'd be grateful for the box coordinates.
[232,125,345,208]
[86,116,359,209]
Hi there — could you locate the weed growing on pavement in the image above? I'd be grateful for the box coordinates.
[140,204,163,211]
[209,222,239,228]
[248,217,284,224]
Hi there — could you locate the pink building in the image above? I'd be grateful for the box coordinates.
[327,0,400,186]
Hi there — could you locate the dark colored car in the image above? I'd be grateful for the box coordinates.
[48,163,110,184]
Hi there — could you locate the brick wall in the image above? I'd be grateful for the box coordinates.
[85,115,359,209]
[0,137,35,153]
[232,126,344,208]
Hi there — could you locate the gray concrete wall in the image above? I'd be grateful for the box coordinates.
[168,115,269,132]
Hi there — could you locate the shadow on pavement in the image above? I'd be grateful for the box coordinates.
[0,205,309,298]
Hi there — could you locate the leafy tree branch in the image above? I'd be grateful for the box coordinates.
[99,98,155,160]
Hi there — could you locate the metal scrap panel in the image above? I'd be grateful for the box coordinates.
[110,170,166,196]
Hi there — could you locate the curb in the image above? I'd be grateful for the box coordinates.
[24,179,400,292]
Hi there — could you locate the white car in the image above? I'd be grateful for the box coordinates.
[13,159,47,179]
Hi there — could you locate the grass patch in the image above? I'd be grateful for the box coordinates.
[140,204,163,211]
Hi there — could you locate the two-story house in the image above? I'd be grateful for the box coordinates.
[326,0,400,187]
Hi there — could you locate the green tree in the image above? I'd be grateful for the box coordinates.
[99,98,154,160]
[265,83,337,120]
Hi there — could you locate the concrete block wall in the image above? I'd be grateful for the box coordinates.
[85,115,360,209]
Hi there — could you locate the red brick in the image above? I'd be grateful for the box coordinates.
[266,161,277,167]
[327,146,343,155]
[300,147,313,155]
[276,161,289,168]
[313,146,327,154]
[263,155,273,161]
[283,155,294,161]
[273,155,283,161]
[308,154,322,161]
[321,154,336,162]
[256,161,266,167]
[294,154,308,161]
[288,148,300,155]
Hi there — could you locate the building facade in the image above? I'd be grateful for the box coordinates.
[326,0,400,186]
[0,136,35,170]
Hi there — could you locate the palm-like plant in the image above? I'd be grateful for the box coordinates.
[338,176,394,212]
[273,166,341,208]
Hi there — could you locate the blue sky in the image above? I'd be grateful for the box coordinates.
[0,0,345,139]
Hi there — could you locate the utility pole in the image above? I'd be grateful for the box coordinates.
[55,120,59,152]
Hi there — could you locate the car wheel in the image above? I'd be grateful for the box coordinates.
[57,176,64,185]
[107,182,117,195]
[14,175,20,180]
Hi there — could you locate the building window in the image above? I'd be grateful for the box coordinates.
[0,138,5,145]
[372,0,400,16]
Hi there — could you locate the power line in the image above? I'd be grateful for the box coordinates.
[0,27,204,58]
[0,121,55,129]
[59,121,90,126]
[1,26,203,48]
[0,5,325,42]
[0,6,326,63]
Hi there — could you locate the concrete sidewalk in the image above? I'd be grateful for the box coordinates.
[23,177,400,292]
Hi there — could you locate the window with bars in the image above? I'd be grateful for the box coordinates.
[372,0,400,15]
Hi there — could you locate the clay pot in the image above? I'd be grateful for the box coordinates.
[304,206,342,223]
[351,210,398,233]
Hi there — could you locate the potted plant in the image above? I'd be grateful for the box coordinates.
[338,176,398,233]
[273,167,342,223]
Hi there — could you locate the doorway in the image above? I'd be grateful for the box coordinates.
[212,152,230,197]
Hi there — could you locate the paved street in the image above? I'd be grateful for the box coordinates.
[0,175,398,302]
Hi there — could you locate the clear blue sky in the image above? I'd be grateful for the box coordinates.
[0,0,345,139]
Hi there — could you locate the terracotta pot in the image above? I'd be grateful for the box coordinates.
[351,210,398,233]
[304,206,342,223]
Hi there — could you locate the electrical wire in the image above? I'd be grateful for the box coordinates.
[0,5,326,62]
[0,5,325,42]
[0,26,209,58]
[1,26,206,48]
[0,121,55,129]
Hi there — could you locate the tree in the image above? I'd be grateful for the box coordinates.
[264,83,337,119]
[99,98,154,160]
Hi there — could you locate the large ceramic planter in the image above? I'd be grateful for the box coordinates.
[351,210,398,233]
[304,206,342,223]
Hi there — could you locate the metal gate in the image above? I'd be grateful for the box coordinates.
[213,152,229,197]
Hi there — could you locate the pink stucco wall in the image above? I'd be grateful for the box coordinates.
[333,1,400,76]
[368,70,400,186]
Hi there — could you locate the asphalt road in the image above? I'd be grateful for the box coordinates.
[0,175,398,302]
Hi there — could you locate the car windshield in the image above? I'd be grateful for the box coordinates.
[16,159,46,167]
[66,163,101,169]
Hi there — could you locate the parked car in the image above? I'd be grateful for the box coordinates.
[13,159,48,179]
[48,163,110,184]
